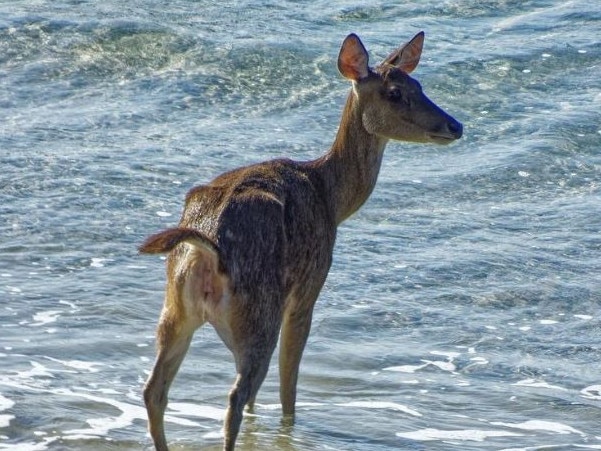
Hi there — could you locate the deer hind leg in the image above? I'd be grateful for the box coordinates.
[144,264,211,450]
[279,303,315,417]
[144,312,198,451]
[223,356,273,451]
[221,304,281,451]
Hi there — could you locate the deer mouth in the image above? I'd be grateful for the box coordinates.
[427,133,458,145]
[426,117,463,144]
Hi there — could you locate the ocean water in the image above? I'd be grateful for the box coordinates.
[1,0,600,450]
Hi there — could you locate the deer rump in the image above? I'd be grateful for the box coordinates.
[140,166,335,348]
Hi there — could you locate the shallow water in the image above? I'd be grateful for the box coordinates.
[1,1,600,450]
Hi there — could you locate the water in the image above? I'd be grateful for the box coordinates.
[1,1,600,449]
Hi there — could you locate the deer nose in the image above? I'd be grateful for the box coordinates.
[447,118,463,139]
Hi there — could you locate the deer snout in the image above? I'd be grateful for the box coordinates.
[417,93,463,144]
[426,114,463,144]
[446,117,463,140]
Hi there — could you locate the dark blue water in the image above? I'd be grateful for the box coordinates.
[1,1,600,449]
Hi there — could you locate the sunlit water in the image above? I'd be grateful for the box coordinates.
[1,1,600,450]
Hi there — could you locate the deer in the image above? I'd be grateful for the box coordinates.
[139,31,462,450]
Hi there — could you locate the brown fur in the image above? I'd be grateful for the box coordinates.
[140,32,462,450]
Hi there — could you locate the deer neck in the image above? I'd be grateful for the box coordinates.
[309,90,389,225]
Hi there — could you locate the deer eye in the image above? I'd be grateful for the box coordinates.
[387,88,403,103]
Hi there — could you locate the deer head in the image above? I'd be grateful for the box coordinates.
[338,32,463,145]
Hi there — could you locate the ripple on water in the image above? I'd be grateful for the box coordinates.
[0,0,600,449]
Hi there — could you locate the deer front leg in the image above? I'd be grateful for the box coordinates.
[278,304,315,416]
[144,314,196,451]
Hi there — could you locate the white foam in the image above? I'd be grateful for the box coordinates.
[17,361,55,379]
[490,420,584,435]
[257,399,423,420]
[257,401,328,411]
[384,354,457,374]
[0,383,198,442]
[0,414,14,428]
[85,387,120,395]
[337,401,421,417]
[0,394,14,411]
[0,394,14,427]
[58,389,151,439]
[397,427,522,442]
[167,402,224,421]
[90,258,113,268]
[44,357,104,373]
[422,359,456,372]
[581,385,601,400]
[469,357,489,364]
[156,211,172,217]
[539,319,558,325]
[203,429,224,439]
[430,350,461,359]
[30,311,61,327]
[0,436,59,450]
[513,379,567,391]
[58,300,78,310]
[574,314,593,320]
[384,363,427,373]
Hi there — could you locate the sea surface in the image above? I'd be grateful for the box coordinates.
[1,1,600,450]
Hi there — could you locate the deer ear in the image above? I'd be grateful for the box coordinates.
[382,31,424,74]
[338,33,370,81]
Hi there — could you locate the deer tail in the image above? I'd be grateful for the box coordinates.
[139,227,220,258]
